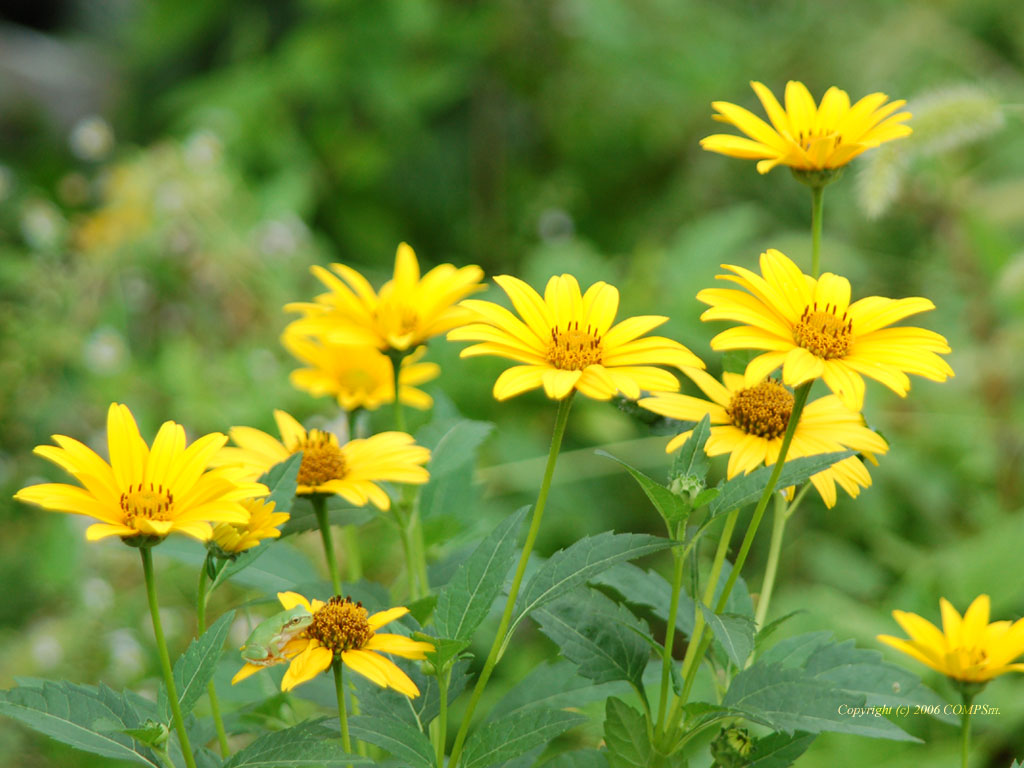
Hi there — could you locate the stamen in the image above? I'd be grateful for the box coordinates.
[727,379,794,440]
[308,596,374,654]
[120,482,175,524]
[547,324,603,371]
[294,430,348,487]
[793,302,853,359]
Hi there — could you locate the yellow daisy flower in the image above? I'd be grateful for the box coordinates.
[209,498,290,555]
[701,80,912,174]
[697,248,953,411]
[285,242,484,352]
[212,410,429,509]
[878,595,1024,683]
[446,274,704,401]
[282,334,439,411]
[638,368,888,508]
[231,591,434,696]
[14,403,268,543]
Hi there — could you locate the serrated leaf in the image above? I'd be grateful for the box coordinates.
[670,413,711,485]
[159,538,317,593]
[535,589,651,689]
[603,697,649,768]
[223,719,368,767]
[348,715,434,768]
[591,562,694,636]
[544,750,610,768]
[462,708,585,768]
[748,731,816,768]
[261,453,302,512]
[490,660,628,721]
[513,533,676,631]
[700,606,755,668]
[708,451,854,516]
[0,681,160,765]
[755,610,804,652]
[596,451,689,527]
[421,420,495,478]
[434,507,528,642]
[418,420,494,524]
[420,635,470,671]
[159,611,234,722]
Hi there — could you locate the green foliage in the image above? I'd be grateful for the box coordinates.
[417,419,495,529]
[699,605,756,668]
[490,660,627,721]
[461,709,586,768]
[708,452,854,516]
[746,731,816,768]
[222,720,368,767]
[158,611,235,722]
[596,451,691,529]
[543,751,611,768]
[348,715,434,768]
[603,698,653,768]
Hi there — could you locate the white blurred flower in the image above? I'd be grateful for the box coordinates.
[80,577,114,613]
[70,116,114,161]
[83,327,128,375]
[184,130,223,169]
[20,199,65,250]
[107,629,145,681]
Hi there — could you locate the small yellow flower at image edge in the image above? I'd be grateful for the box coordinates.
[878,595,1024,684]
[211,409,430,509]
[701,80,912,174]
[232,591,434,696]
[639,366,888,508]
[14,402,269,543]
[447,273,705,401]
[285,242,485,352]
[698,248,953,411]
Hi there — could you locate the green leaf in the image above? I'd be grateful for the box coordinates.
[699,606,755,668]
[461,708,585,768]
[591,562,694,636]
[543,750,610,768]
[535,588,652,689]
[0,681,160,766]
[159,610,234,721]
[603,697,650,768]
[596,450,689,527]
[490,660,628,721]
[708,451,854,516]
[513,532,676,630]
[747,731,816,768]
[159,538,317,593]
[420,635,470,671]
[418,420,494,523]
[260,452,302,512]
[670,413,711,487]
[755,610,804,652]
[434,506,528,641]
[120,721,169,750]
[223,719,368,767]
[723,632,920,740]
[348,715,434,768]
[280,496,374,536]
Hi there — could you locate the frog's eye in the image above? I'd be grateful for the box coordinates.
[285,617,304,627]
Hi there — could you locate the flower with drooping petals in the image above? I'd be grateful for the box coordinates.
[209,498,290,556]
[447,274,704,401]
[701,80,912,174]
[232,591,434,696]
[878,595,1024,683]
[15,403,268,544]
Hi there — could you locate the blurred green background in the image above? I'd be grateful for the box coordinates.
[1,0,1023,765]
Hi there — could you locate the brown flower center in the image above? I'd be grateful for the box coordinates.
[308,596,373,653]
[120,483,175,524]
[548,322,603,371]
[793,303,852,359]
[727,379,794,440]
[294,430,347,488]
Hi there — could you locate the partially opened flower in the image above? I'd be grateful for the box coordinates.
[701,80,912,175]
[212,410,429,508]
[878,595,1024,683]
[285,243,484,352]
[447,274,704,401]
[282,334,439,411]
[14,403,268,543]
[639,368,888,508]
[697,248,953,411]
[209,498,290,556]
[232,591,434,696]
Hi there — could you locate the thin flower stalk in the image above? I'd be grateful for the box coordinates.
[313,495,343,594]
[196,557,230,757]
[753,482,812,631]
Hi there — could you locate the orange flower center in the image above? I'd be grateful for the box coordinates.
[308,596,373,653]
[294,430,347,488]
[120,483,175,524]
[727,379,794,440]
[548,323,603,371]
[793,303,852,360]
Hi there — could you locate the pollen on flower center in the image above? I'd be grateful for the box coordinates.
[295,431,347,487]
[793,303,853,359]
[548,323,603,371]
[120,483,174,523]
[796,129,842,152]
[308,596,373,653]
[727,379,794,440]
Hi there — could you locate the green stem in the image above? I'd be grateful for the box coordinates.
[448,394,575,768]
[753,482,812,631]
[197,558,230,757]
[961,692,975,768]
[810,185,825,278]
[313,495,342,594]
[141,548,198,768]
[435,667,450,768]
[656,522,687,733]
[389,350,408,434]
[333,660,352,755]
[392,503,419,599]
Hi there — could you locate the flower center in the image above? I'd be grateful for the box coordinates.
[793,303,852,359]
[120,483,175,524]
[548,323,603,371]
[294,430,347,488]
[795,129,842,153]
[308,596,373,653]
[727,379,794,440]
